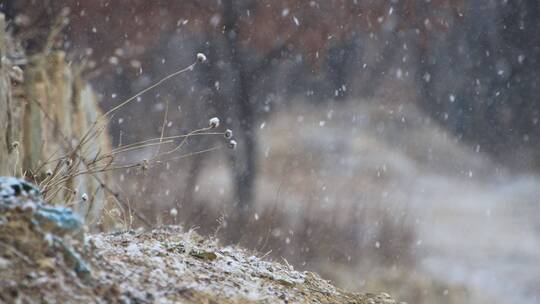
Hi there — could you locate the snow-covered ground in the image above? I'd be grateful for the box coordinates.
[253,101,540,303]
[413,173,540,304]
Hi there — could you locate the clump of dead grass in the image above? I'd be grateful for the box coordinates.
[150,195,415,282]
[19,49,234,231]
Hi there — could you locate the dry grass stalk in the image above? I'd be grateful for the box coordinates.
[25,52,233,230]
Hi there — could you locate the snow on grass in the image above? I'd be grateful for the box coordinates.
[88,226,397,303]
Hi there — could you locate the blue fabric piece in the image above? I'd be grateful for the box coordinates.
[0,177,88,275]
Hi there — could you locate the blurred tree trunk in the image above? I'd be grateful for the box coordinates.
[221,0,257,228]
[219,1,294,230]
[233,74,257,221]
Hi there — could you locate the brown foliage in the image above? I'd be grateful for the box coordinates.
[6,0,466,66]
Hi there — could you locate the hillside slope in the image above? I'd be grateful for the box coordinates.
[88,227,396,304]
[0,177,396,304]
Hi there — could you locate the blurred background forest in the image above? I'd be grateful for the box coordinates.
[2,1,540,303]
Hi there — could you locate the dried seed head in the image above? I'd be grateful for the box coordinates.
[10,66,24,83]
[208,117,220,128]
[196,53,207,63]
[45,169,53,177]
[110,208,121,218]
[81,193,88,201]
[228,139,237,150]
[224,129,233,139]
[141,159,149,171]
[170,208,178,217]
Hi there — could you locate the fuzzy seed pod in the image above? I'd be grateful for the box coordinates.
[209,117,220,128]
[224,129,233,139]
[196,53,207,63]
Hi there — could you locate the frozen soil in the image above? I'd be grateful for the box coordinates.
[1,221,397,304]
[0,176,397,303]
[88,227,397,304]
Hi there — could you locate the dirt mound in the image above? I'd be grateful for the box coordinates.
[0,177,397,303]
